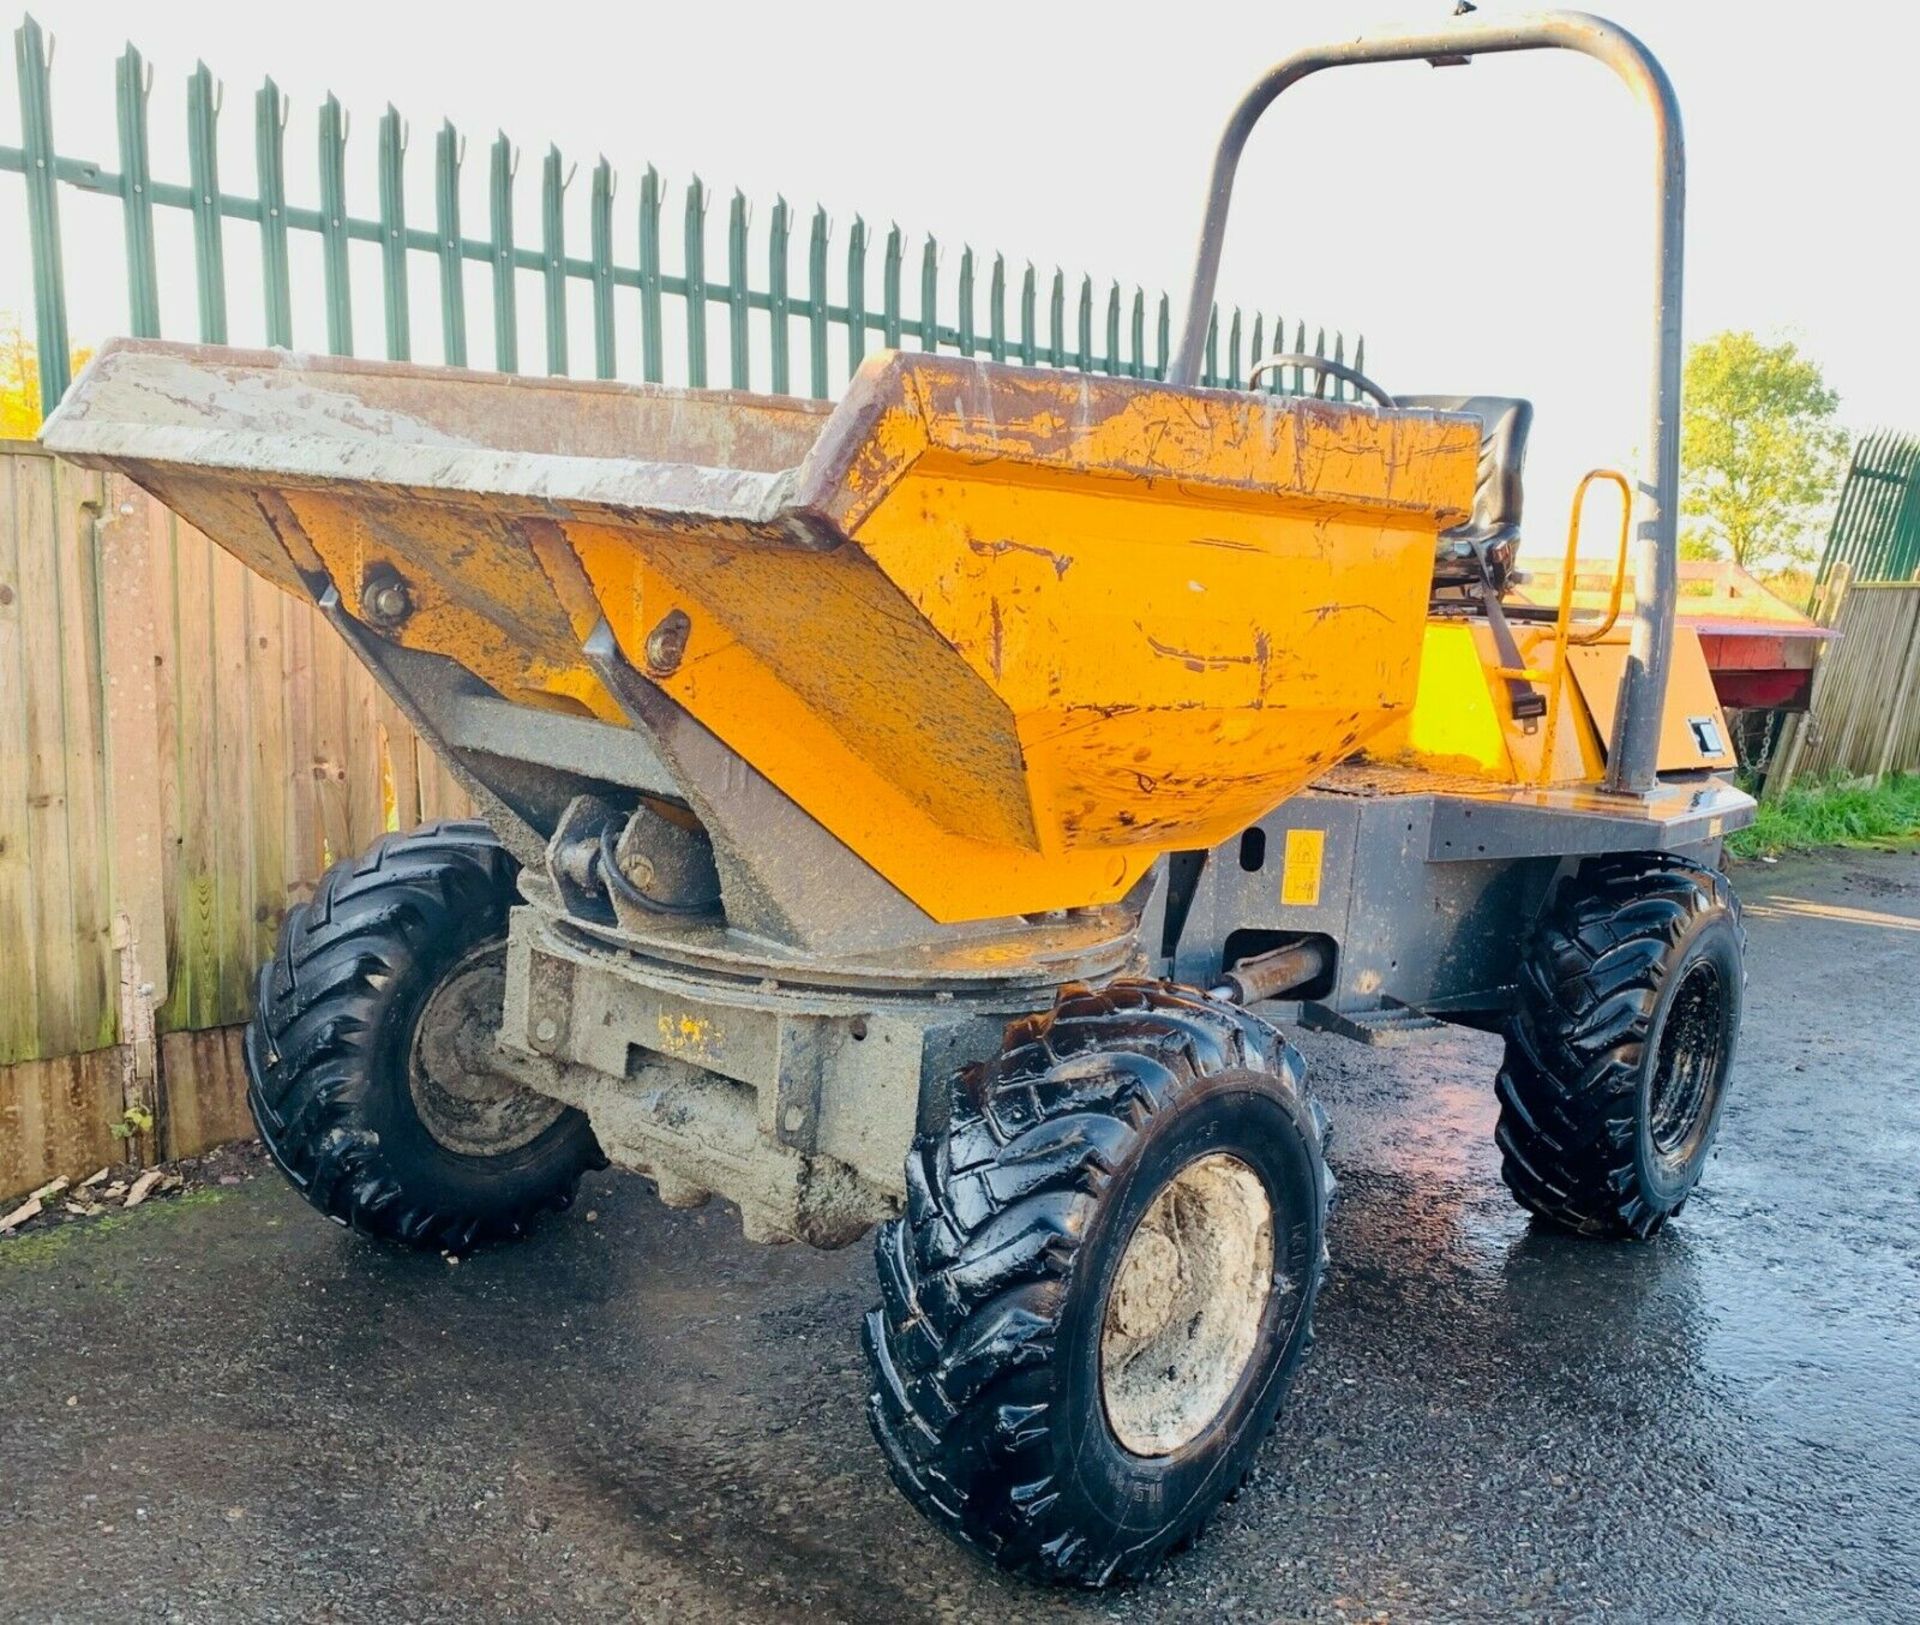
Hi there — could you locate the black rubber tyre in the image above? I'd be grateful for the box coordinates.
[863,979,1329,1587]
[244,821,603,1251]
[1496,854,1744,1240]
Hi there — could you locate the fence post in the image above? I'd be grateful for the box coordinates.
[637,165,662,384]
[767,197,791,394]
[589,159,616,379]
[317,95,353,355]
[881,224,902,352]
[435,121,468,366]
[186,63,228,343]
[255,79,293,347]
[1018,264,1036,367]
[541,146,570,376]
[845,216,868,372]
[920,239,939,354]
[987,254,1006,364]
[377,106,410,361]
[16,16,71,414]
[92,476,169,1162]
[114,44,161,337]
[93,479,170,1018]
[728,190,751,387]
[684,176,709,388]
[489,134,519,372]
[805,205,828,397]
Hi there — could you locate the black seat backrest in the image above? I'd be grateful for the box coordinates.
[1398,394,1533,593]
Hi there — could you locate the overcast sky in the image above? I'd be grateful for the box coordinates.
[4,0,1912,538]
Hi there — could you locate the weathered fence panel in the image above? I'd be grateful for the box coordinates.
[1770,575,1920,793]
[0,449,114,1065]
[1819,430,1920,588]
[0,439,468,1194]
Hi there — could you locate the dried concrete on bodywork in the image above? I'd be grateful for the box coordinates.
[2,848,1916,1622]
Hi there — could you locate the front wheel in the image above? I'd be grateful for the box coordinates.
[1496,854,1744,1239]
[244,821,604,1251]
[863,980,1329,1586]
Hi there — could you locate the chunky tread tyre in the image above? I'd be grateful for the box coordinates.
[1496,853,1744,1239]
[245,821,602,1251]
[863,978,1329,1586]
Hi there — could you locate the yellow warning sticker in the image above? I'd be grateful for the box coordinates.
[1281,828,1325,909]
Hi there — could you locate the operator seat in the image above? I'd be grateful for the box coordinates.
[1399,393,1544,720]
[1398,394,1533,598]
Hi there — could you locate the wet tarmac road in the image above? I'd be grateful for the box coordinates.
[3,849,1918,1622]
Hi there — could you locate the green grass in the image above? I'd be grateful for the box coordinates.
[1729,773,1920,859]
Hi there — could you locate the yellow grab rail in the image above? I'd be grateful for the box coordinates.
[1561,469,1634,647]
[1536,468,1634,779]
[1490,468,1634,782]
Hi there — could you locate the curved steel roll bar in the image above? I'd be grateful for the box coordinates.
[1171,10,1682,795]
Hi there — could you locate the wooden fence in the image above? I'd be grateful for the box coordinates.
[0,438,467,1199]
[1770,570,1920,793]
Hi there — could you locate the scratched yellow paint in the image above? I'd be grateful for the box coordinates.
[263,353,1481,922]
[570,360,1474,918]
[279,486,627,722]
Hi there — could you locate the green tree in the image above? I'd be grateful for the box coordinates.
[1681,331,1847,570]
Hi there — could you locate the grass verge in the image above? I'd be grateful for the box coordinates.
[1729,773,1920,859]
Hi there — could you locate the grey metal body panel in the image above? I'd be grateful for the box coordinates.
[494,884,1097,1247]
[1152,777,1743,1020]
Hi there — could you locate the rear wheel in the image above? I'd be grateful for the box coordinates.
[863,979,1329,1585]
[1496,854,1744,1239]
[245,821,603,1251]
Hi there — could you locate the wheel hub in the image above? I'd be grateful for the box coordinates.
[1648,957,1729,1166]
[1100,1152,1276,1458]
[410,945,567,1158]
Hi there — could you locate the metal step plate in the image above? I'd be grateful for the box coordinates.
[1299,999,1447,1048]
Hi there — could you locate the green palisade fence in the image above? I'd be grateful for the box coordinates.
[2,12,1363,417]
[1818,429,1920,587]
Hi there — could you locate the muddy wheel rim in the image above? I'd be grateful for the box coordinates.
[409,944,567,1158]
[1099,1152,1276,1457]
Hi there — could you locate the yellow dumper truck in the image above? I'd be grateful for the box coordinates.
[44,9,1748,1586]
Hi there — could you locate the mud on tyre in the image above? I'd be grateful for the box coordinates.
[245,821,603,1251]
[1496,853,1744,1240]
[863,979,1330,1586]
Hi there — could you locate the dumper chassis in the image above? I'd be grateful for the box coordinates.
[47,9,1752,1590]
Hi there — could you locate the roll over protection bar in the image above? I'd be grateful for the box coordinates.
[1171,11,1684,794]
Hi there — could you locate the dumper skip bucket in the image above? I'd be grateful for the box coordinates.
[44,341,1478,923]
